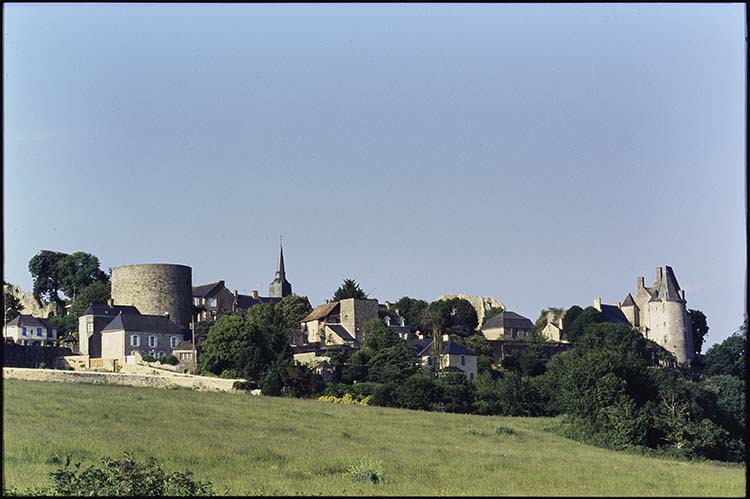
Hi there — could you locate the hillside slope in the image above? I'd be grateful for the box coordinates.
[2,380,744,496]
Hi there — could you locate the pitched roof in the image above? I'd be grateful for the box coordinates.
[600,304,631,325]
[656,266,684,302]
[482,311,534,330]
[84,304,141,317]
[418,340,477,357]
[101,313,182,334]
[621,293,636,307]
[6,314,54,329]
[326,324,358,345]
[235,294,282,309]
[192,281,224,298]
[302,302,339,322]
[173,340,194,351]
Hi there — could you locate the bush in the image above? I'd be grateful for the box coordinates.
[141,355,156,363]
[158,355,179,366]
[346,460,384,484]
[6,453,213,496]
[495,425,515,435]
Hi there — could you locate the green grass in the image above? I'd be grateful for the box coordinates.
[2,379,745,496]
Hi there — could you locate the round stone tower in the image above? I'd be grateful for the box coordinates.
[111,263,192,330]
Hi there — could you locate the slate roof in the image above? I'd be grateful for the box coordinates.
[192,281,224,298]
[302,302,339,322]
[621,293,636,307]
[235,294,282,309]
[600,304,631,325]
[6,314,54,329]
[656,266,684,302]
[101,313,182,334]
[84,304,141,317]
[482,311,534,330]
[417,340,477,357]
[173,341,194,351]
[326,324,358,345]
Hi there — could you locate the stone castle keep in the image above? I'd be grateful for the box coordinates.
[595,265,694,364]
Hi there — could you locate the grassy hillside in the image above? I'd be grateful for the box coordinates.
[2,379,744,496]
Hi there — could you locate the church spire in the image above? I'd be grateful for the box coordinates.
[269,237,292,298]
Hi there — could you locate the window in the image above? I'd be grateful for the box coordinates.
[148,336,157,347]
[461,355,466,366]
[193,297,200,306]
[130,335,140,347]
[37,328,43,336]
[180,352,191,361]
[87,322,94,333]
[21,327,27,336]
[47,330,54,338]
[207,298,217,308]
[426,357,432,366]
[170,336,179,348]
[470,372,474,381]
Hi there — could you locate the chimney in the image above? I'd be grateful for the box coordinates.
[442,334,450,342]
[617,301,622,308]
[637,276,645,289]
[234,289,238,298]
[593,297,602,311]
[219,280,225,286]
[656,266,663,284]
[252,290,259,299]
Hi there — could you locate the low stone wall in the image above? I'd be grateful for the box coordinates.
[3,367,249,393]
[2,343,73,368]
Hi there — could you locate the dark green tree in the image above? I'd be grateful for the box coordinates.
[28,250,68,303]
[688,309,709,356]
[392,296,429,329]
[57,252,109,300]
[534,307,564,332]
[482,306,504,326]
[332,278,367,301]
[65,281,111,324]
[565,306,603,342]
[197,314,250,377]
[433,372,476,414]
[703,326,746,379]
[3,283,23,322]
[275,294,312,334]
[562,305,584,333]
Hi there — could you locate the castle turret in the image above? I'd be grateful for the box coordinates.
[268,241,292,298]
[620,293,639,327]
[646,266,693,364]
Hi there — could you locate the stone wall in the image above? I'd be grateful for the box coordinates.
[3,367,248,393]
[437,294,505,328]
[111,264,193,330]
[3,283,63,319]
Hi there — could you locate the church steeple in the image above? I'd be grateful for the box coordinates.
[269,238,292,298]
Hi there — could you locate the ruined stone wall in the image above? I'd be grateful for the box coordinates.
[437,294,505,327]
[3,284,63,319]
[111,264,192,329]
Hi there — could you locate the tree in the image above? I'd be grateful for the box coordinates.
[57,252,109,300]
[393,296,429,330]
[703,326,746,379]
[688,309,709,356]
[332,278,367,301]
[534,307,564,332]
[482,306,504,326]
[562,305,584,332]
[360,319,418,383]
[65,281,111,323]
[28,250,68,303]
[421,298,478,334]
[564,306,603,342]
[3,283,23,322]
[275,294,312,334]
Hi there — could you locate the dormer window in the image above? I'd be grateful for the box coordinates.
[170,336,179,348]
[384,316,391,326]
[148,335,157,347]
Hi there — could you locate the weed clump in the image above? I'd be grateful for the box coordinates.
[347,460,384,484]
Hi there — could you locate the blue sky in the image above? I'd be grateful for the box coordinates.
[4,4,745,350]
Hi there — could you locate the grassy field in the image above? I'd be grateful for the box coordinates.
[2,379,745,496]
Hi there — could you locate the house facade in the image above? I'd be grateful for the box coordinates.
[192,281,236,322]
[78,302,140,357]
[481,311,534,340]
[100,313,184,361]
[417,338,478,382]
[301,298,380,346]
[3,314,58,346]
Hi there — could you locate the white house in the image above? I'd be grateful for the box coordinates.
[3,314,58,346]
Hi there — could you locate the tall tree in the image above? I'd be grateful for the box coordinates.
[332,278,367,301]
[3,283,23,322]
[57,252,109,300]
[703,325,746,379]
[562,305,584,333]
[275,294,313,334]
[28,250,68,303]
[688,309,709,356]
[393,296,429,329]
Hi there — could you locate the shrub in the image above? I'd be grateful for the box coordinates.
[158,355,179,366]
[495,425,515,435]
[318,393,370,405]
[7,453,213,496]
[347,460,384,484]
[141,355,156,363]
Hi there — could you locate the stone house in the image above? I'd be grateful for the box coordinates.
[192,280,237,322]
[301,298,380,347]
[3,314,58,346]
[78,302,141,358]
[416,338,478,382]
[100,313,184,362]
[541,319,565,342]
[481,311,534,340]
